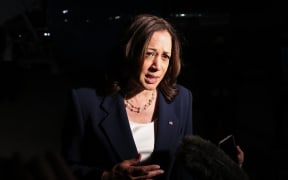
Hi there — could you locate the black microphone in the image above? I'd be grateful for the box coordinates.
[170,135,249,180]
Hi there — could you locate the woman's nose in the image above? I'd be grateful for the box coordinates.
[152,55,161,69]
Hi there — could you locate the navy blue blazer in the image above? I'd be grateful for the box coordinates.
[61,84,193,180]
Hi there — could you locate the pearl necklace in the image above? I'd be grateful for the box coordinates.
[125,90,156,113]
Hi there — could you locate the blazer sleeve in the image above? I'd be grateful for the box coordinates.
[61,89,104,180]
[179,85,193,136]
[187,87,193,135]
[186,87,194,134]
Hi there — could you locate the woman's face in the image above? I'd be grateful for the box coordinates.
[139,30,172,90]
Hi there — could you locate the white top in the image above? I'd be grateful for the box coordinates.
[129,121,155,162]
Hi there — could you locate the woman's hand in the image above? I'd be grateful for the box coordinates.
[102,154,164,180]
[236,145,244,168]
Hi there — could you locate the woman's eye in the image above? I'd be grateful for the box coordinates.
[146,51,170,60]
[146,51,155,57]
[163,54,171,60]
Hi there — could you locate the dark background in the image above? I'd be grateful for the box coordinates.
[1,1,288,179]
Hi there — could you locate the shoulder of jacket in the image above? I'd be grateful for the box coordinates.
[72,87,96,94]
[71,88,101,102]
[177,84,192,95]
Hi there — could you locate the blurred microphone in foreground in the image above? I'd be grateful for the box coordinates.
[170,135,249,180]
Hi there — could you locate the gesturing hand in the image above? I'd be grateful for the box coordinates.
[236,145,244,168]
[102,154,164,180]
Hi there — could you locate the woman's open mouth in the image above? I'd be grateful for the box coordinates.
[145,74,159,84]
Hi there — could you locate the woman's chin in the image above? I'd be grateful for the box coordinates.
[142,83,159,90]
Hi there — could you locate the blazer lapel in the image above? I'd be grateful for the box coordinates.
[100,94,138,160]
[95,92,179,161]
[154,92,179,151]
